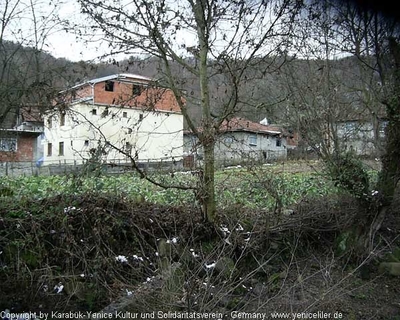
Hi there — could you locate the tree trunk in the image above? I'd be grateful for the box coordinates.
[194,0,216,223]
[203,141,216,222]
[347,38,400,257]
[377,37,400,204]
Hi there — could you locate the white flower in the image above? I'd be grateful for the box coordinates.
[115,255,128,263]
[64,206,76,214]
[235,224,244,231]
[54,283,64,294]
[126,289,133,296]
[371,190,379,196]
[205,262,216,269]
[133,255,144,261]
[166,237,179,244]
[220,225,230,234]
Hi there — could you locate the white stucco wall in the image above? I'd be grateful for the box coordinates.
[184,131,287,166]
[43,103,183,164]
[336,120,386,155]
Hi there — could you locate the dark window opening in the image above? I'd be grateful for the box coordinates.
[263,151,267,159]
[0,138,17,152]
[139,114,143,121]
[133,85,142,96]
[60,112,66,126]
[91,109,97,115]
[47,143,52,156]
[276,138,282,147]
[47,117,52,128]
[84,140,89,147]
[125,142,132,154]
[105,81,114,92]
[123,111,128,118]
[101,108,109,118]
[59,142,64,156]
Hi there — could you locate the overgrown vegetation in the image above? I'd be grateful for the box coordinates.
[1,162,400,317]
[0,164,339,212]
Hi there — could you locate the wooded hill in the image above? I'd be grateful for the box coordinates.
[0,40,386,130]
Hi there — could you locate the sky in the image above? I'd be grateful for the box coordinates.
[43,1,107,62]
[3,0,399,63]
[3,0,293,63]
[2,0,112,62]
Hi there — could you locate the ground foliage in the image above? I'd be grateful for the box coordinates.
[0,192,399,317]
[0,164,399,317]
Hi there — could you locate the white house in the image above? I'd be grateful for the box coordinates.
[336,117,387,156]
[184,117,288,167]
[43,74,184,165]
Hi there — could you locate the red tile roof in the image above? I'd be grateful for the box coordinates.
[220,117,282,135]
[20,106,43,122]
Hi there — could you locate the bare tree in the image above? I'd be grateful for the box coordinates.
[77,0,301,222]
[0,0,66,127]
[276,0,400,255]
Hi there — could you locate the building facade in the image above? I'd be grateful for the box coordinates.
[43,74,183,165]
[184,117,288,167]
[0,106,44,162]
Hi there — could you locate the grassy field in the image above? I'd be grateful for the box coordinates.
[0,162,343,212]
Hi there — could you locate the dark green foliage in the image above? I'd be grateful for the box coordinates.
[326,152,370,201]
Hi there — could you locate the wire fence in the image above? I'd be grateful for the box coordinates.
[0,158,184,177]
[0,149,289,177]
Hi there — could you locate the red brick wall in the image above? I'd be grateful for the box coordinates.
[0,135,36,162]
[93,81,181,112]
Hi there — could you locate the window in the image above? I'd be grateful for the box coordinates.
[224,136,234,145]
[0,138,17,152]
[47,143,52,156]
[379,121,388,135]
[125,142,132,154]
[133,85,142,96]
[47,117,52,129]
[123,111,128,118]
[276,138,282,147]
[91,109,97,115]
[101,108,109,118]
[249,134,257,146]
[84,140,89,147]
[344,122,355,133]
[60,112,66,126]
[59,142,64,156]
[139,113,143,121]
[70,141,73,147]
[105,80,114,92]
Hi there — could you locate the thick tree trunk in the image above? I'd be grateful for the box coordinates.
[348,38,400,256]
[377,38,400,204]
